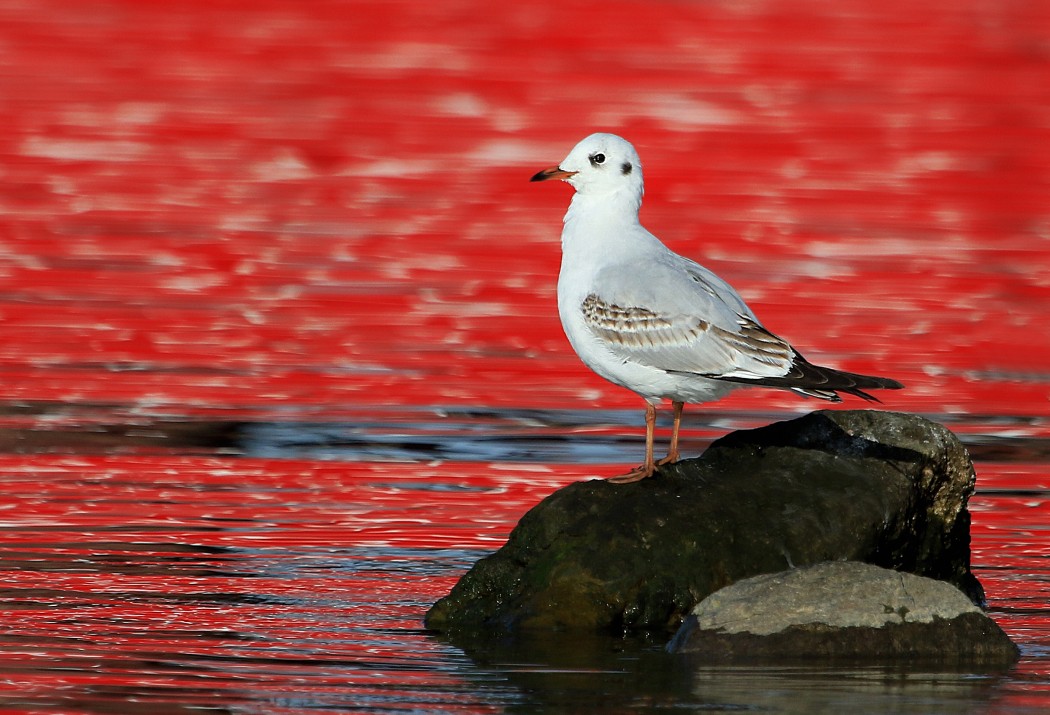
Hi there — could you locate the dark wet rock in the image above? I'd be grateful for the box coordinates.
[425,410,985,636]
[668,561,1018,666]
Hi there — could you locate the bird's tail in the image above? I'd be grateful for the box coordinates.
[711,354,904,402]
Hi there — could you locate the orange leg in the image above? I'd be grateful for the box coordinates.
[607,402,657,484]
[656,400,684,466]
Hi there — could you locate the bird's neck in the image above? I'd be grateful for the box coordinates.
[563,186,641,230]
[559,188,647,269]
[565,185,641,221]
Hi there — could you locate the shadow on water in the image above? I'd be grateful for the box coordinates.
[433,629,1019,714]
[6,403,1050,468]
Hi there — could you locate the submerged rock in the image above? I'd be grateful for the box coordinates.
[668,561,1018,666]
[425,410,984,636]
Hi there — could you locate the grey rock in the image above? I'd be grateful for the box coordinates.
[689,561,980,635]
[669,562,1018,666]
[425,410,985,636]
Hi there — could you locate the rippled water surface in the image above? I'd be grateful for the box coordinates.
[1,419,1048,713]
[1,0,1048,712]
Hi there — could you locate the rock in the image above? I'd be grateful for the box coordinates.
[425,410,985,636]
[668,561,1018,666]
[684,561,981,634]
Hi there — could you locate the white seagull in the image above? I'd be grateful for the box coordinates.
[531,133,903,484]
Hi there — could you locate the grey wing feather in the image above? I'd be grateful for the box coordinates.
[581,258,796,379]
[580,256,903,400]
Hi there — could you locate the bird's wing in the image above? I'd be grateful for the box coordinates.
[581,258,796,380]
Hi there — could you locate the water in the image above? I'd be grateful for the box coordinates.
[1,0,1048,712]
[1,411,1047,713]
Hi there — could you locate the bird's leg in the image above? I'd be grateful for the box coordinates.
[656,400,684,466]
[607,402,657,484]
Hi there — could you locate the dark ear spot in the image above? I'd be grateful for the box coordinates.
[621,161,632,176]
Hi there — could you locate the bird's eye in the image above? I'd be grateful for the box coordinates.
[589,153,606,166]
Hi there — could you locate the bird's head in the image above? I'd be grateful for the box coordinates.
[531,133,644,200]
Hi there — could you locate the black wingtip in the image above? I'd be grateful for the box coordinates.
[846,387,882,403]
[687,361,903,403]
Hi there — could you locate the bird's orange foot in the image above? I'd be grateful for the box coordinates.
[606,464,656,484]
[655,453,679,467]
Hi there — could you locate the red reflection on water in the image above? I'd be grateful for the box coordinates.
[0,453,1046,710]
[0,1,1047,419]
[0,455,586,710]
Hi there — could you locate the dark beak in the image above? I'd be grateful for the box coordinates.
[530,166,577,182]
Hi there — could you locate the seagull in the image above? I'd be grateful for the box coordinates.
[531,133,903,484]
